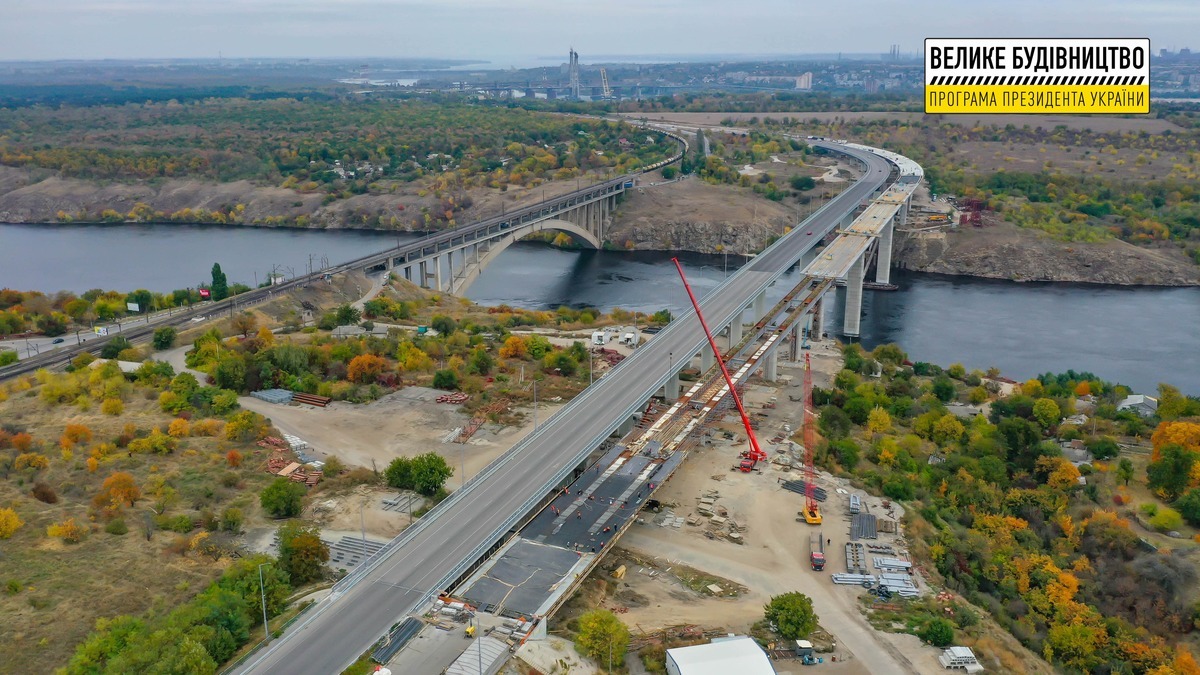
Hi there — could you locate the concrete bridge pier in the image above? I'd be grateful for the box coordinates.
[843,253,865,337]
[418,260,431,289]
[660,372,680,402]
[763,349,779,382]
[726,317,743,350]
[434,255,445,293]
[753,292,767,323]
[812,298,825,340]
[876,216,894,285]
[700,349,714,372]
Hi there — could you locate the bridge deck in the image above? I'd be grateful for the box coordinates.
[803,182,918,280]
[237,140,901,675]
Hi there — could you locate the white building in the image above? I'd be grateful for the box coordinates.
[1117,394,1158,417]
[666,636,775,675]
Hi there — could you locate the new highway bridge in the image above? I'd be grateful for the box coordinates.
[237,139,903,674]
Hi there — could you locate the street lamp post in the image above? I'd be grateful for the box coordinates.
[359,501,367,553]
[257,562,270,642]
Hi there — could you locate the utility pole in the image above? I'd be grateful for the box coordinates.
[258,562,271,642]
[359,501,367,553]
[532,379,538,430]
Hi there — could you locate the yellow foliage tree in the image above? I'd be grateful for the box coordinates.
[100,398,124,415]
[256,325,276,347]
[0,507,23,539]
[168,418,191,438]
[61,423,92,447]
[47,518,86,543]
[866,407,892,435]
[1022,379,1044,396]
[499,335,528,359]
[14,453,49,470]
[86,456,99,473]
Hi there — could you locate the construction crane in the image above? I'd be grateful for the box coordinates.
[801,353,822,524]
[672,258,767,472]
[600,68,613,100]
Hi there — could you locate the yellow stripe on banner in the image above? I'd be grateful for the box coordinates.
[924,85,1150,114]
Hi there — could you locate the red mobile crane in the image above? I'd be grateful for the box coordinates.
[671,258,768,472]
[801,352,822,524]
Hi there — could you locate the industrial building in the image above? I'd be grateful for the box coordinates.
[665,636,775,675]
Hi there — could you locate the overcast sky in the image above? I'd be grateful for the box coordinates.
[2,0,1196,62]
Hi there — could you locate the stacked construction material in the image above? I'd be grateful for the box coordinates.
[878,572,920,597]
[251,389,293,404]
[831,573,877,585]
[436,392,469,404]
[781,480,827,501]
[850,513,878,540]
[292,392,332,407]
[845,542,869,574]
[873,557,913,572]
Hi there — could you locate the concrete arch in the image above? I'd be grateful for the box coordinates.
[451,218,600,295]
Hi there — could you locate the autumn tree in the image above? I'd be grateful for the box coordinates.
[574,609,630,667]
[765,592,818,639]
[47,517,86,543]
[347,354,387,384]
[276,522,330,586]
[95,472,141,512]
[226,449,243,467]
[0,507,23,539]
[230,312,257,338]
[499,335,528,359]
[1151,421,1200,461]
[1033,398,1061,429]
[867,407,892,435]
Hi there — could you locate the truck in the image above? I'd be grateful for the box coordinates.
[809,532,826,571]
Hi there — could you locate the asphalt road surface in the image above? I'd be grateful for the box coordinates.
[238,142,893,674]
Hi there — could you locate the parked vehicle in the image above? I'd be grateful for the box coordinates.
[809,531,826,571]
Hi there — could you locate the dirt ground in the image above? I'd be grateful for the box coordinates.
[621,111,1185,134]
[238,387,566,490]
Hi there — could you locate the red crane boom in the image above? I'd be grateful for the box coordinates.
[802,352,822,523]
[671,258,766,466]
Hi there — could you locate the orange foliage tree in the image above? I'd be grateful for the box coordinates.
[347,354,387,384]
[1151,421,1200,461]
[226,449,243,468]
[94,472,141,512]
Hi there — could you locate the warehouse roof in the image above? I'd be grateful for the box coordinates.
[666,637,775,675]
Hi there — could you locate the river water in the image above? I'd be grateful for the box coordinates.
[2,223,1197,393]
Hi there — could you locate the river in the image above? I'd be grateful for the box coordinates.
[2,222,1196,393]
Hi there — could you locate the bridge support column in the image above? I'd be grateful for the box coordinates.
[763,349,778,382]
[700,349,714,372]
[876,218,894,285]
[727,318,743,350]
[434,255,444,293]
[753,292,766,322]
[843,254,865,337]
[811,299,824,340]
[418,260,430,289]
[661,372,680,402]
[789,321,801,361]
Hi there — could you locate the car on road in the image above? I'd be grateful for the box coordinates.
[52,338,65,344]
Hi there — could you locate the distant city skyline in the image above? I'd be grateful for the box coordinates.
[2,0,1196,62]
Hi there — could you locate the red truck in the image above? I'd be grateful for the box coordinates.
[809,532,826,571]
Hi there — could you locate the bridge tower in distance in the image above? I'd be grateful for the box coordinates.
[568,48,581,100]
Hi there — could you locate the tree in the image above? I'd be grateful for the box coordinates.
[210,264,229,301]
[649,309,672,325]
[260,478,306,518]
[499,336,528,359]
[544,350,578,377]
[410,452,454,496]
[432,369,460,390]
[0,507,22,539]
[1116,457,1135,486]
[1033,398,1061,429]
[764,592,818,639]
[230,312,257,338]
[932,377,956,402]
[932,414,966,447]
[276,522,330,586]
[919,618,955,647]
[819,405,852,440]
[1151,421,1200,461]
[468,347,494,376]
[214,355,247,391]
[1176,489,1200,527]
[867,407,892,435]
[335,304,362,326]
[1086,437,1120,460]
[1147,444,1196,501]
[347,354,387,384]
[574,609,630,667]
[224,410,264,441]
[790,175,816,190]
[1150,507,1184,532]
[152,326,177,350]
[384,457,414,490]
[430,314,457,335]
[95,472,141,512]
[101,336,133,359]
